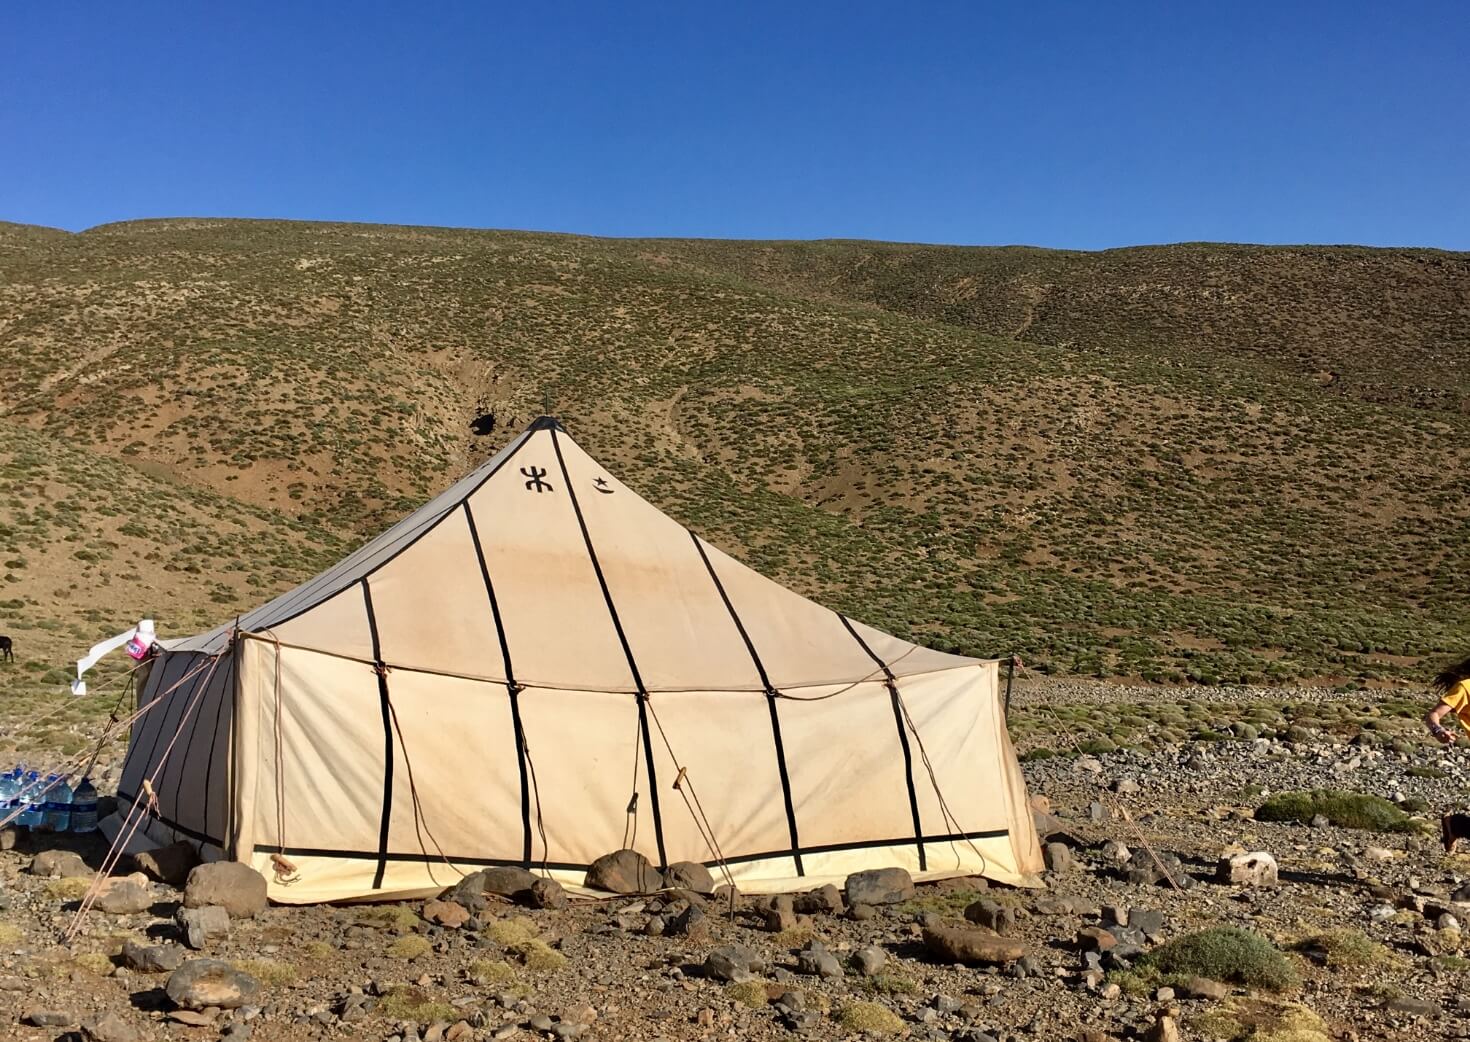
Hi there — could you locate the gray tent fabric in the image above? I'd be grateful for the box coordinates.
[105,418,1042,902]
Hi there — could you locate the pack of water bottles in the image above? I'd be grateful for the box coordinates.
[0,765,98,833]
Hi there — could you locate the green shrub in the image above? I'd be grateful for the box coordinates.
[1293,929,1391,969]
[378,985,455,1022]
[835,1001,905,1034]
[387,935,432,960]
[726,980,769,1008]
[1256,790,1415,833]
[1144,927,1299,991]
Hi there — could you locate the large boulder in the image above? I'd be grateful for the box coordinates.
[29,849,91,879]
[584,850,662,894]
[183,862,268,918]
[166,959,260,1010]
[133,841,200,887]
[844,867,913,907]
[922,924,1026,965]
[663,861,715,894]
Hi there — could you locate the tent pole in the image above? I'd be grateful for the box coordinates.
[1003,654,1016,722]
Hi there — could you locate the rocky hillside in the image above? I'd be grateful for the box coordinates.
[1,219,1468,688]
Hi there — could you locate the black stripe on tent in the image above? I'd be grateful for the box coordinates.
[116,789,225,848]
[250,828,1009,871]
[688,532,805,876]
[245,426,538,635]
[123,653,180,795]
[839,613,927,871]
[139,655,206,799]
[549,427,667,870]
[362,580,394,890]
[200,656,234,852]
[463,501,534,864]
[169,652,225,836]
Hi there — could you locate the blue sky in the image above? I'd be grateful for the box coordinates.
[2,2,1466,249]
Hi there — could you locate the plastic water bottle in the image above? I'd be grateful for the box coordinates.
[18,770,43,829]
[45,775,72,833]
[0,769,16,825]
[71,777,98,833]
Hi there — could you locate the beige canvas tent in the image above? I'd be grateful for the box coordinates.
[105,417,1041,903]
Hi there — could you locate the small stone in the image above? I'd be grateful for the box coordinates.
[1216,852,1279,887]
[1387,996,1438,1017]
[1145,1015,1182,1042]
[168,1009,217,1026]
[1157,986,1176,1001]
[23,1009,75,1027]
[704,945,764,983]
[1076,927,1116,952]
[1129,908,1166,937]
[1099,840,1132,864]
[1181,977,1229,1000]
[847,902,876,921]
[844,867,914,906]
[528,1012,554,1031]
[762,894,797,932]
[529,878,567,910]
[183,862,268,918]
[584,850,661,894]
[122,938,185,973]
[850,945,887,976]
[81,1011,143,1042]
[964,899,1016,934]
[922,924,1026,965]
[177,904,231,950]
[166,959,261,1010]
[795,946,843,978]
[1043,842,1073,873]
[793,884,844,915]
[670,904,709,942]
[423,899,470,928]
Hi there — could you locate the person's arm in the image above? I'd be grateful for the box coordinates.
[1426,701,1457,744]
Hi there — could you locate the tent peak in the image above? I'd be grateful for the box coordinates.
[527,415,566,433]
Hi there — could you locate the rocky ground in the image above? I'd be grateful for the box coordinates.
[2,679,1470,1042]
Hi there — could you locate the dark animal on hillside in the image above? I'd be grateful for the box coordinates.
[0,635,11,662]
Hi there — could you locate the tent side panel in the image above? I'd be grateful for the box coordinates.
[150,653,235,849]
[642,689,798,878]
[117,651,194,801]
[250,643,388,860]
[378,667,524,870]
[896,663,1036,880]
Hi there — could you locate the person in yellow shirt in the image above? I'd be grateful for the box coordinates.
[1425,655,1470,852]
